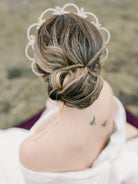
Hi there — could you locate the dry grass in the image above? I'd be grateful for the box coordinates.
[0,0,138,129]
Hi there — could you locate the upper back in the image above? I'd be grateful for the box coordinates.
[19,79,115,172]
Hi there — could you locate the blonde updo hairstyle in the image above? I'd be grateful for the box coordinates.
[34,13,104,109]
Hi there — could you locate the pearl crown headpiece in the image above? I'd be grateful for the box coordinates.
[25,3,111,76]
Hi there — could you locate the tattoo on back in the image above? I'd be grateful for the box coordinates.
[89,115,108,127]
[90,116,96,125]
[101,120,108,127]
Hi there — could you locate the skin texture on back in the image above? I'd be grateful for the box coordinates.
[19,80,115,172]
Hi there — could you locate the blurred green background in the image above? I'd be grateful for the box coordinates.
[0,0,138,129]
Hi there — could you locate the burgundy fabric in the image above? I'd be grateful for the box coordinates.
[15,109,45,130]
[15,108,138,130]
[125,109,138,128]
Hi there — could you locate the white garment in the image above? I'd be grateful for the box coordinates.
[0,96,138,184]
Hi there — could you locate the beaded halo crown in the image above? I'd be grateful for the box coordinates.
[25,3,111,76]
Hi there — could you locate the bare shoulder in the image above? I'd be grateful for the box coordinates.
[19,134,61,172]
[19,130,86,172]
[103,80,116,109]
[96,79,115,127]
[97,79,115,108]
[103,79,114,96]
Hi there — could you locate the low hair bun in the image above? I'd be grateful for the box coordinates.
[48,66,103,109]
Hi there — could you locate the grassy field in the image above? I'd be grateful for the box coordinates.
[0,0,138,129]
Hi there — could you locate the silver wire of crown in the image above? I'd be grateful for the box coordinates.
[25,3,111,76]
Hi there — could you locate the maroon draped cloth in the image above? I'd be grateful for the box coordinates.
[15,108,138,130]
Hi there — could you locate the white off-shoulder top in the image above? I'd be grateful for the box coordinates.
[0,96,138,184]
